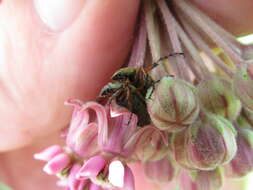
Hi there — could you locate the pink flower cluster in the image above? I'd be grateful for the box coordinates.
[34,99,169,190]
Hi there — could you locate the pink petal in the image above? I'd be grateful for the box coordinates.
[77,155,107,179]
[68,164,89,190]
[123,165,135,190]
[89,183,104,190]
[43,153,71,175]
[34,145,63,161]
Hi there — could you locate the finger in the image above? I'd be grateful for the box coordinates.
[190,0,253,36]
[0,0,140,151]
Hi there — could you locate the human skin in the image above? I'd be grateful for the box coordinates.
[0,0,252,190]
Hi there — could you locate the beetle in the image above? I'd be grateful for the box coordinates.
[97,53,183,126]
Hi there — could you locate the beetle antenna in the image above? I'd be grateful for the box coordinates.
[151,52,185,70]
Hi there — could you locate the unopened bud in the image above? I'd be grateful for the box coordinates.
[198,77,241,120]
[124,126,169,162]
[233,63,253,111]
[146,76,199,132]
[224,128,253,178]
[180,168,223,190]
[143,155,177,182]
[172,114,237,170]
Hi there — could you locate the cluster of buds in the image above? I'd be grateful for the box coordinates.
[35,0,253,190]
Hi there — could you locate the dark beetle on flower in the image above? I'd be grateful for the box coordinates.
[97,53,182,126]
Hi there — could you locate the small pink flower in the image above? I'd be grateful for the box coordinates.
[67,164,89,190]
[65,99,106,158]
[66,99,139,158]
[77,155,107,179]
[43,153,71,175]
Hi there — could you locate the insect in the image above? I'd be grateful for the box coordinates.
[97,53,183,126]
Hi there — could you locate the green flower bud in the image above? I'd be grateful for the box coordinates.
[224,128,253,178]
[233,63,253,111]
[172,114,237,170]
[146,76,200,132]
[197,77,241,120]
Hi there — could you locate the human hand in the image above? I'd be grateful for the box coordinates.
[0,0,139,151]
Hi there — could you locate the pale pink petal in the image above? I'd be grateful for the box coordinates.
[34,145,63,161]
[68,164,89,190]
[43,153,71,175]
[123,165,135,190]
[77,155,107,179]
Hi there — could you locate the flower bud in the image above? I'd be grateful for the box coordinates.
[173,114,237,170]
[224,128,253,178]
[180,168,223,190]
[124,126,169,162]
[237,107,253,129]
[233,63,253,111]
[197,77,241,120]
[143,155,177,182]
[146,76,199,132]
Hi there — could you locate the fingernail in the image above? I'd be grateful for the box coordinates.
[34,0,85,31]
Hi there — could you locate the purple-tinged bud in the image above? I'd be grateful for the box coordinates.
[224,128,253,178]
[198,77,241,120]
[77,155,107,179]
[173,114,237,170]
[124,126,169,162]
[34,145,63,161]
[146,77,199,132]
[237,107,253,129]
[180,169,223,190]
[143,155,177,182]
[233,63,253,111]
[43,153,71,175]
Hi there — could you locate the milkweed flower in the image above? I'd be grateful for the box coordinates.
[34,0,253,189]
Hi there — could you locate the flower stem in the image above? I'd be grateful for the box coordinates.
[128,6,147,68]
[173,0,244,64]
[145,0,168,79]
[180,18,235,78]
[172,13,211,80]
[157,0,191,81]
